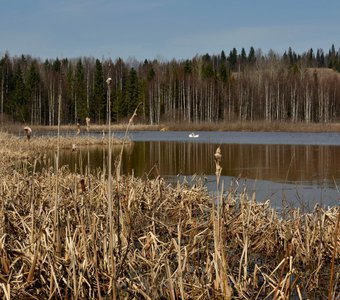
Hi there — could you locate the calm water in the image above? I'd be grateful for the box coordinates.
[46,131,340,210]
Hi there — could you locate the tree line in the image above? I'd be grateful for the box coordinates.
[1,45,340,126]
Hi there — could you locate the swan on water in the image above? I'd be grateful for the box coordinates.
[189,132,199,138]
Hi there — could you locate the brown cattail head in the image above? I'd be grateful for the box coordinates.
[214,147,222,163]
[85,117,90,132]
[76,123,80,135]
[80,178,86,193]
[24,126,32,140]
[214,147,222,187]
[106,77,112,85]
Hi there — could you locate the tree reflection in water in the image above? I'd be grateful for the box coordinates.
[53,141,340,210]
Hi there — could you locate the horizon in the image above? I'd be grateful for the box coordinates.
[1,44,337,64]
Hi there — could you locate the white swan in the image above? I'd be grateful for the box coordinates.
[189,132,199,138]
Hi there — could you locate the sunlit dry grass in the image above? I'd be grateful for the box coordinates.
[163,120,340,133]
[0,131,339,299]
[18,120,340,135]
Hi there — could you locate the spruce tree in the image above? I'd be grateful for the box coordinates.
[248,46,256,64]
[74,59,87,121]
[93,59,105,123]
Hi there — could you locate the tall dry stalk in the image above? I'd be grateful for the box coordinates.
[115,104,140,178]
[213,146,232,299]
[106,76,117,300]
[54,80,62,257]
[114,104,140,255]
[49,75,62,295]
[328,207,340,300]
[85,117,91,189]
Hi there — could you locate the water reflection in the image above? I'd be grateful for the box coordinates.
[51,141,340,209]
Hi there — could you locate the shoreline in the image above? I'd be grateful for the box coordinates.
[3,120,340,134]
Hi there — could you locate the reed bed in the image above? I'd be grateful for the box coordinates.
[0,132,126,155]
[0,132,339,299]
[30,120,340,134]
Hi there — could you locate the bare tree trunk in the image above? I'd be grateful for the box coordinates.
[187,81,191,123]
[265,82,269,121]
[290,83,296,122]
[149,84,154,125]
[324,87,330,123]
[194,85,198,123]
[156,79,161,124]
[305,84,311,123]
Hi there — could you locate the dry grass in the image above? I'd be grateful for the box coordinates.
[0,132,126,156]
[0,132,339,299]
[7,120,340,136]
[33,123,162,133]
[162,120,340,133]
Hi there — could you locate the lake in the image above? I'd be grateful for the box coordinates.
[45,130,340,211]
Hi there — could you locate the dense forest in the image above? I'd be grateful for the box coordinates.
[1,45,340,126]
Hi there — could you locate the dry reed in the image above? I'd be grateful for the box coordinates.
[30,120,340,134]
[0,132,339,299]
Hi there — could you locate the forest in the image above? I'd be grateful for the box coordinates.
[1,45,340,126]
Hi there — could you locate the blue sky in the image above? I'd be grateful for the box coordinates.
[1,0,339,61]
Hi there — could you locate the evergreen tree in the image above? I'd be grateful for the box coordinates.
[184,60,192,74]
[53,58,61,73]
[220,50,227,64]
[287,47,298,65]
[10,65,27,121]
[93,59,105,123]
[305,48,314,67]
[27,62,41,124]
[218,50,229,83]
[74,59,87,121]
[228,48,238,70]
[0,54,13,121]
[201,53,214,79]
[328,44,338,69]
[124,68,139,116]
[147,66,155,81]
[240,48,247,64]
[65,65,75,123]
[248,46,256,64]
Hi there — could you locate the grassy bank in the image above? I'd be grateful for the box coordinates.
[33,121,340,133]
[0,131,339,299]
[3,120,340,135]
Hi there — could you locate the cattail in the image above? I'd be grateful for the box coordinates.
[85,117,90,132]
[76,123,80,135]
[214,146,222,162]
[106,77,112,85]
[24,126,32,141]
[214,147,222,187]
[79,178,86,193]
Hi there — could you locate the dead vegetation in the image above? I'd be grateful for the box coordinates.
[30,121,340,134]
[0,132,339,299]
